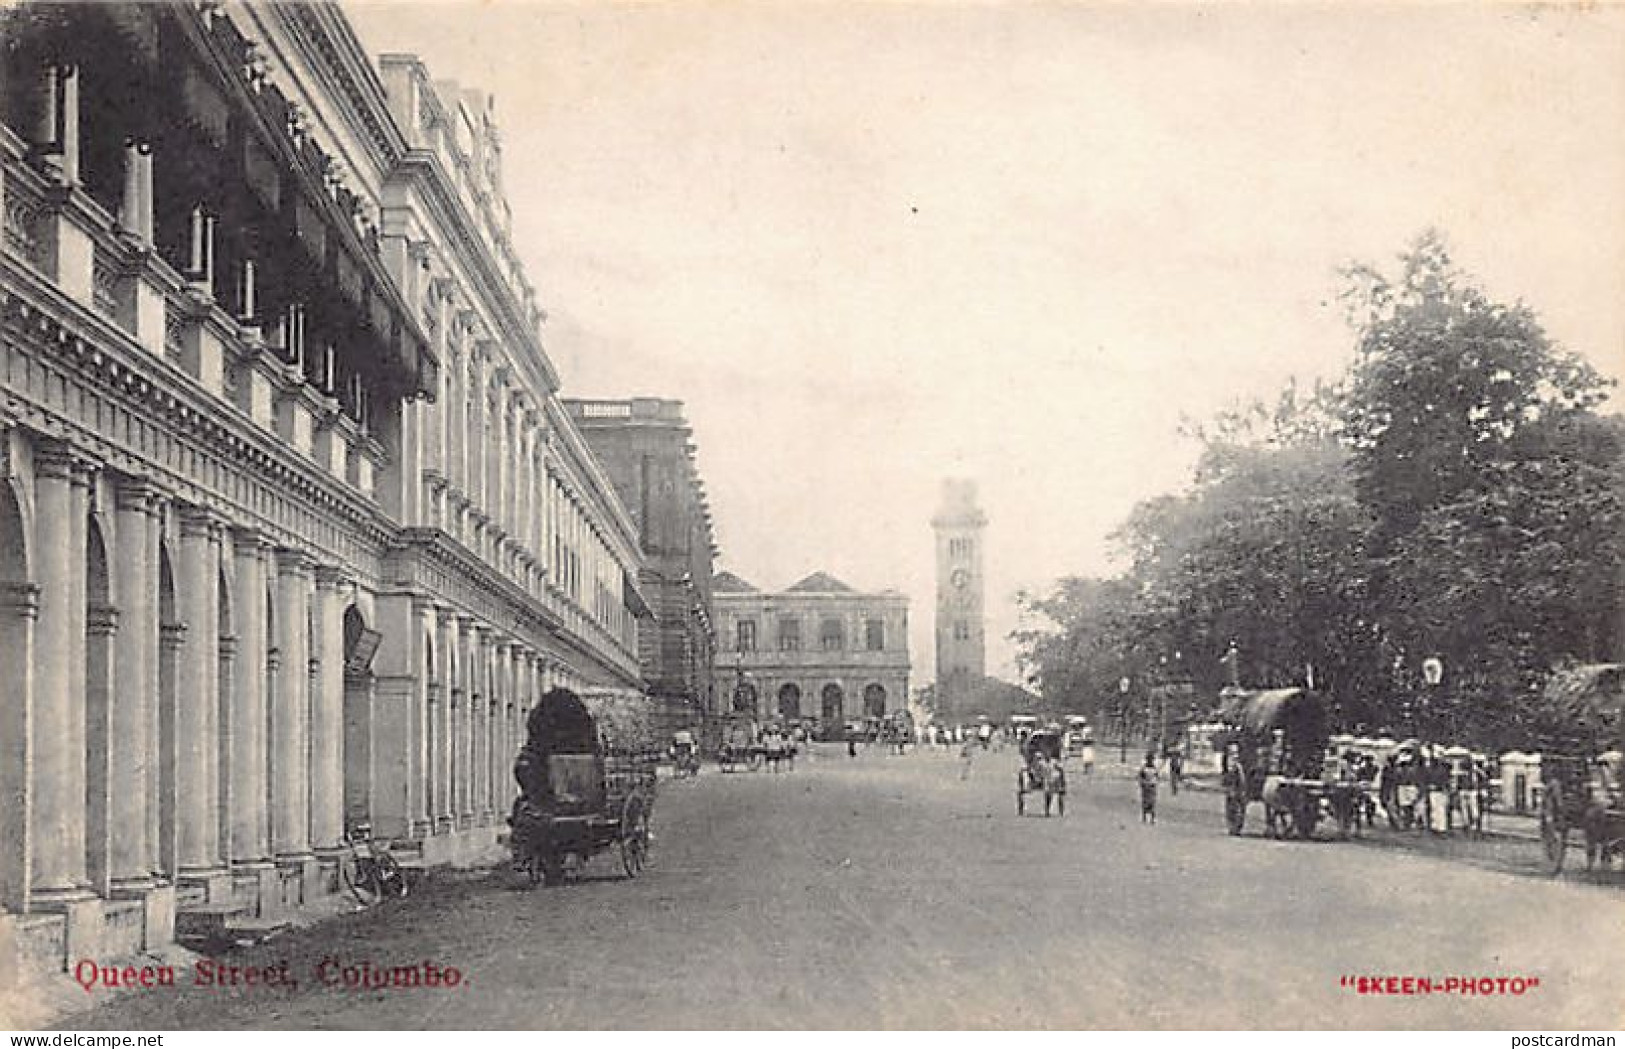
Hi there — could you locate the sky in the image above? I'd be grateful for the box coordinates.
[349,1,1625,687]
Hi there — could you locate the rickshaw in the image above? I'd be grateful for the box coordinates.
[671,729,700,778]
[1009,714,1039,749]
[1537,664,1625,874]
[507,690,657,887]
[1016,729,1067,816]
[1217,687,1361,840]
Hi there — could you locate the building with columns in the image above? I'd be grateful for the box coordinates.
[564,398,718,737]
[0,2,651,979]
[711,571,910,739]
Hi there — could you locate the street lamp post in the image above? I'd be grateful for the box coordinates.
[1118,676,1131,764]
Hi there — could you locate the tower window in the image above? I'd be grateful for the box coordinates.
[953,620,970,641]
[949,537,974,560]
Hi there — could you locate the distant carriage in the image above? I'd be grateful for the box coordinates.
[1217,687,1361,840]
[1016,729,1067,816]
[1537,664,1625,875]
[718,715,766,772]
[508,690,656,887]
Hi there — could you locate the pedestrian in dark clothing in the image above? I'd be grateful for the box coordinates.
[1138,755,1158,824]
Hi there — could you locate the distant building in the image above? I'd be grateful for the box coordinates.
[932,480,987,721]
[565,398,718,734]
[712,571,909,737]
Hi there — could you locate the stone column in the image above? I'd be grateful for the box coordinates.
[480,632,496,817]
[146,497,167,880]
[229,528,270,865]
[407,597,435,837]
[456,617,478,826]
[271,549,312,864]
[0,582,39,912]
[29,443,91,903]
[309,567,345,854]
[175,508,223,878]
[109,480,159,894]
[433,607,457,832]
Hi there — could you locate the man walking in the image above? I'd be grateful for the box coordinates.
[1138,753,1158,824]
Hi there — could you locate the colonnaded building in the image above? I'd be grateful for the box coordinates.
[0,2,673,976]
[711,571,909,737]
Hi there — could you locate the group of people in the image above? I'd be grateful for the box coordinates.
[760,724,799,771]
[1363,744,1493,836]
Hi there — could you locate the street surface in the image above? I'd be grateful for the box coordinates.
[63,745,1624,1029]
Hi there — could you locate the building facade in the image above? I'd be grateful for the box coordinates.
[933,479,987,721]
[0,1,649,976]
[711,571,909,737]
[564,398,717,736]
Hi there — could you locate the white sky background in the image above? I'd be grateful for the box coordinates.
[350,1,1625,688]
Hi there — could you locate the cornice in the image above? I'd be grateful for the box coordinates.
[0,250,397,554]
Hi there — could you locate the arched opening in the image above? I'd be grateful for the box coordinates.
[341,604,374,832]
[0,481,32,909]
[821,683,844,729]
[155,541,179,880]
[864,683,888,718]
[84,517,114,895]
[777,682,801,721]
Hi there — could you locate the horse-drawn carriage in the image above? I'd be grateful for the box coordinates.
[1218,687,1361,840]
[717,715,766,772]
[1016,729,1067,816]
[508,689,657,886]
[1537,664,1625,874]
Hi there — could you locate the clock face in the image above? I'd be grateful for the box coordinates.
[950,568,970,590]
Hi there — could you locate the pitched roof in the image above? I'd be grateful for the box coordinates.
[711,570,759,593]
[786,571,855,593]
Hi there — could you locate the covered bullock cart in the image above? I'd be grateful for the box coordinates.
[1537,664,1625,874]
[1217,687,1361,840]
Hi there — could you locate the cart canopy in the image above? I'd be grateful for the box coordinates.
[1023,730,1063,762]
[1215,687,1329,779]
[525,688,599,756]
[1539,664,1625,751]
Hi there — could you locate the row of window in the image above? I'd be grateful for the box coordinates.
[947,537,975,560]
[736,617,887,653]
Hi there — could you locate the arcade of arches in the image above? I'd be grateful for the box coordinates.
[0,434,600,958]
[725,678,892,725]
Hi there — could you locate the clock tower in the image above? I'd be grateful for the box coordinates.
[933,479,987,719]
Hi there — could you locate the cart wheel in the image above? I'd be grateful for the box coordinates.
[620,795,650,878]
[1540,782,1567,876]
[747,752,762,772]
